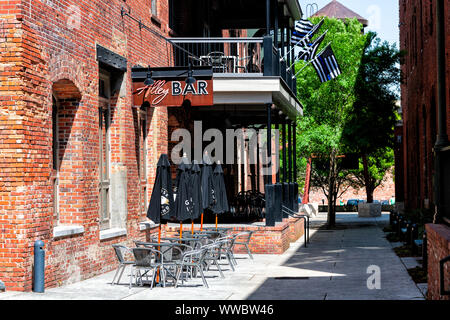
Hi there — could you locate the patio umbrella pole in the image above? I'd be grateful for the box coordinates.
[157,224,161,283]
[179,222,183,239]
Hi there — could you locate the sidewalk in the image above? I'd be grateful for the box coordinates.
[0,213,424,300]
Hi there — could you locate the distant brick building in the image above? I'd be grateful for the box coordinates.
[309,170,396,205]
[398,0,450,300]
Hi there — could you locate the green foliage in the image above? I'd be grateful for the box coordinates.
[342,31,403,154]
[296,18,368,159]
[341,32,402,201]
[349,147,395,191]
[295,17,367,203]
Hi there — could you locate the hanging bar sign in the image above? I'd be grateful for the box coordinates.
[133,79,213,107]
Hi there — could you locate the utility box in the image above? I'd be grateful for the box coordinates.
[358,203,382,217]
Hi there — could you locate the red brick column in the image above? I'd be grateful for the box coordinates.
[426,224,450,300]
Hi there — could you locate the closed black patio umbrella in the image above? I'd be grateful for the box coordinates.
[189,160,203,234]
[174,161,193,238]
[147,154,175,242]
[200,152,215,230]
[211,161,229,230]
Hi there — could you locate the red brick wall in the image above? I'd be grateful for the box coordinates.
[426,224,450,300]
[398,0,450,211]
[0,0,171,291]
[286,217,305,243]
[166,222,293,255]
[309,170,396,205]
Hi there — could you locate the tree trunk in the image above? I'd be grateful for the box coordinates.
[362,154,374,203]
[327,149,337,228]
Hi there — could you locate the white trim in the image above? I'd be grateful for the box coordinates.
[99,228,127,240]
[53,225,84,238]
[213,77,303,119]
[139,221,159,231]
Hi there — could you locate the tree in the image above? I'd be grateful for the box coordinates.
[348,147,395,201]
[342,32,402,202]
[296,17,367,228]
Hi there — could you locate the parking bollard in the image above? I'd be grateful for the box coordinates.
[33,240,45,293]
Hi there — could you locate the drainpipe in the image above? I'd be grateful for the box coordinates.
[282,118,287,182]
[266,104,273,185]
[293,120,297,182]
[288,119,292,183]
[276,121,280,183]
[433,0,449,224]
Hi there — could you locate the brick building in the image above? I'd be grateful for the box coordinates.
[0,0,304,291]
[398,0,450,300]
[0,0,174,292]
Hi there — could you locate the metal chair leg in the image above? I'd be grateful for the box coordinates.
[198,266,209,288]
[245,244,253,259]
[117,264,127,284]
[111,265,121,285]
[129,266,134,289]
[214,259,225,278]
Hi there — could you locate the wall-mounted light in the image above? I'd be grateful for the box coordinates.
[144,66,154,86]
[185,63,196,85]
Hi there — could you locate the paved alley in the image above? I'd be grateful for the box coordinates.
[0,213,424,300]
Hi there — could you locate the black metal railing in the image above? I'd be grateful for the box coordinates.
[170,36,297,96]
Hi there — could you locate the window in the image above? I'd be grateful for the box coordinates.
[52,96,59,224]
[99,72,111,231]
[151,0,157,16]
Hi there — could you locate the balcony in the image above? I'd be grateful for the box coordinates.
[170,36,298,97]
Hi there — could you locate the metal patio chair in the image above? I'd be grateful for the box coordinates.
[134,241,191,285]
[214,236,236,271]
[130,247,164,289]
[174,247,210,288]
[232,231,254,260]
[111,244,135,285]
[207,51,227,73]
[202,242,226,279]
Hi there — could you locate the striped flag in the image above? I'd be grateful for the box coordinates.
[298,31,327,61]
[311,44,342,83]
[291,18,324,47]
[291,19,314,44]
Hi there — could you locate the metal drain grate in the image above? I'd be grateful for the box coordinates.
[274,277,310,280]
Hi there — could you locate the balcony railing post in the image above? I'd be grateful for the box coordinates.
[263,36,274,76]
[274,47,280,76]
[281,59,287,84]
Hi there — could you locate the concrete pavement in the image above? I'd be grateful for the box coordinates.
[0,212,424,300]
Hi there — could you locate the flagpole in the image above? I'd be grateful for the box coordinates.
[286,30,328,72]
[281,18,324,62]
[292,42,331,79]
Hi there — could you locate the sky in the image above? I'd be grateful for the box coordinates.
[301,0,400,48]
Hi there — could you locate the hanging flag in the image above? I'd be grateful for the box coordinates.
[298,31,327,61]
[291,18,324,47]
[311,44,342,83]
[291,19,314,44]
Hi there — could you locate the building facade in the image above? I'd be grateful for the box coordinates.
[0,0,304,291]
[398,0,450,300]
[0,0,173,292]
